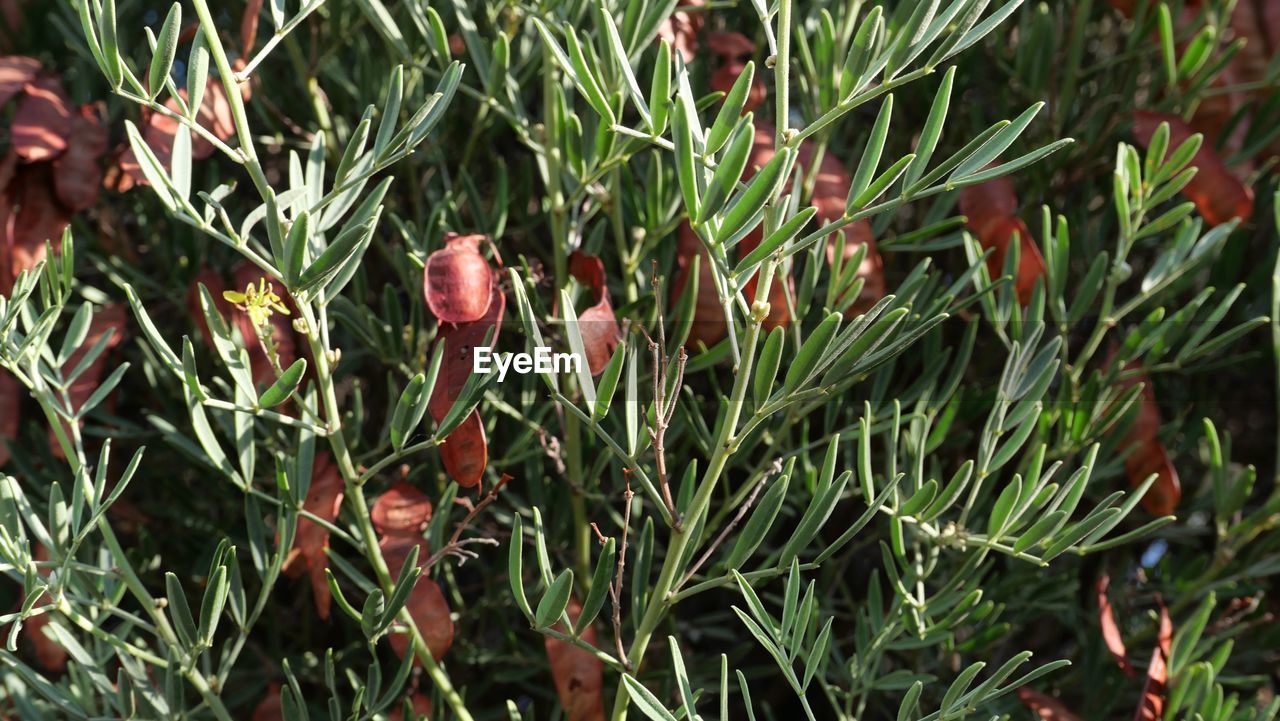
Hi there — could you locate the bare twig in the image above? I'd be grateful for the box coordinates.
[426,474,512,569]
[608,478,634,669]
[646,263,683,526]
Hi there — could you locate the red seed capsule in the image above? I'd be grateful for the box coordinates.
[1132,111,1253,227]
[0,56,40,107]
[11,76,72,162]
[1096,572,1136,677]
[282,453,345,620]
[53,105,109,212]
[372,482,435,536]
[544,597,605,721]
[1134,599,1173,721]
[390,579,454,663]
[424,233,496,324]
[1015,688,1083,721]
[568,250,621,375]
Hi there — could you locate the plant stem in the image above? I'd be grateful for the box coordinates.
[608,259,774,720]
[298,304,475,721]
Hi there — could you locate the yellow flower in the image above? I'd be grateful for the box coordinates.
[223,277,291,329]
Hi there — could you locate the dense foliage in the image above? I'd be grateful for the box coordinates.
[1,0,1279,719]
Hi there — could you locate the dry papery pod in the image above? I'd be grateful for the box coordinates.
[49,304,127,458]
[1131,111,1253,228]
[1111,359,1181,517]
[568,250,622,375]
[389,577,454,664]
[282,453,344,620]
[423,233,495,325]
[427,273,504,489]
[706,31,766,115]
[544,596,605,721]
[1135,599,1173,721]
[1,62,109,295]
[388,693,433,720]
[371,481,434,537]
[655,0,705,63]
[958,175,1046,306]
[0,371,19,466]
[1097,572,1137,678]
[1016,687,1083,721]
[5,545,70,673]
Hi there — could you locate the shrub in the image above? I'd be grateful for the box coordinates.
[1,0,1279,719]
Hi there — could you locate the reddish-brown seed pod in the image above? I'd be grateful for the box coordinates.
[52,105,108,212]
[706,31,756,60]
[379,534,431,578]
[957,175,1018,240]
[1125,439,1181,517]
[251,683,284,721]
[1115,368,1181,516]
[1097,572,1136,677]
[390,579,454,663]
[242,0,263,57]
[11,76,71,162]
[426,262,503,488]
[655,0,705,63]
[0,371,19,466]
[0,56,40,107]
[388,693,434,720]
[982,216,1047,305]
[1134,599,1172,721]
[49,304,127,457]
[283,453,345,620]
[372,482,434,537]
[1132,111,1253,227]
[671,221,728,349]
[544,597,605,721]
[958,178,1046,305]
[433,278,506,405]
[424,233,494,324]
[1016,688,1083,721]
[435,409,488,489]
[7,164,71,288]
[568,250,622,375]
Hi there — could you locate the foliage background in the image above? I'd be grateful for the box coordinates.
[1,0,1279,720]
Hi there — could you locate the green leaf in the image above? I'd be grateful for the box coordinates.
[899,480,938,517]
[621,675,679,721]
[783,312,842,391]
[698,120,755,224]
[148,4,182,100]
[535,569,574,628]
[259,359,307,408]
[165,573,197,649]
[735,206,817,272]
[848,95,894,211]
[718,148,794,244]
[509,515,533,620]
[576,538,616,634]
[706,61,756,155]
[753,325,785,405]
[297,211,380,295]
[390,372,431,451]
[593,342,627,421]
